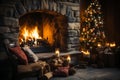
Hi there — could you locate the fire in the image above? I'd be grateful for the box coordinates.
[43,22,55,45]
[19,25,42,44]
[32,27,40,39]
[97,43,101,47]
[23,27,29,42]
[67,55,71,63]
[55,48,60,57]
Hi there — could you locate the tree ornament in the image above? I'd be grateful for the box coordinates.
[80,0,106,51]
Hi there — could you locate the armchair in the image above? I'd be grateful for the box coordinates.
[3,39,51,80]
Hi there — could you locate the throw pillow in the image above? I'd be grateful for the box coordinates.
[9,46,28,65]
[22,46,39,62]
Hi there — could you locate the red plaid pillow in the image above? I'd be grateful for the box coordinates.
[9,46,28,65]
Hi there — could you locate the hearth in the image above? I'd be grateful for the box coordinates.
[19,11,68,52]
[0,0,80,52]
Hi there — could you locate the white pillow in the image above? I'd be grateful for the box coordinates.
[23,46,39,62]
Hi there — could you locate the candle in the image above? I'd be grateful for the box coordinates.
[97,43,101,47]
[67,55,71,63]
[55,48,60,57]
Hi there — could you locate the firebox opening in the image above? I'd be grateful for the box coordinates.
[19,11,68,53]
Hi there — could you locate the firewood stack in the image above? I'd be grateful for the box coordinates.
[48,55,76,77]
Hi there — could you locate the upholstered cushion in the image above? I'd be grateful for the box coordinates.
[18,61,47,73]
[23,46,39,62]
[9,46,28,65]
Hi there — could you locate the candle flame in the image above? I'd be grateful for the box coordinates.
[55,48,60,57]
[97,43,101,47]
[67,55,71,63]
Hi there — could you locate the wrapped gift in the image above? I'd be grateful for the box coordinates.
[53,66,69,77]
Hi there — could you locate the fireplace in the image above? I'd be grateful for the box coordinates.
[19,11,68,52]
[0,0,80,52]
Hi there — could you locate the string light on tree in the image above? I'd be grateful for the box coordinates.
[80,0,106,50]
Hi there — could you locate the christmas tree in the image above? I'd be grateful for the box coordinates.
[80,0,106,51]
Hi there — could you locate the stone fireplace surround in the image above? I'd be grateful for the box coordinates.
[0,0,80,51]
